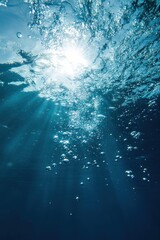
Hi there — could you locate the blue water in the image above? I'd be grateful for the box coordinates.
[0,0,160,239]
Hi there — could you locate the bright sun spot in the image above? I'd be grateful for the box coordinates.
[62,46,88,77]
[49,44,89,79]
[35,41,91,91]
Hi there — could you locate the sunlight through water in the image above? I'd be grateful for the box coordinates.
[0,0,159,197]
[0,0,159,134]
[35,42,91,91]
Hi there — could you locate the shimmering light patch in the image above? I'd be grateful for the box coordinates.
[24,23,94,101]
[59,45,89,77]
[37,43,90,90]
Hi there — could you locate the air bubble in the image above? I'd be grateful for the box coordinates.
[16,32,22,38]
[62,158,69,163]
[46,166,52,171]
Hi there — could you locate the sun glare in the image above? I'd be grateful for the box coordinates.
[35,41,91,91]
[62,46,88,76]
[49,44,89,79]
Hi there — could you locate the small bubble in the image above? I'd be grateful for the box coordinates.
[16,32,22,38]
[125,170,132,174]
[127,145,133,151]
[130,131,141,139]
[46,166,52,171]
[63,140,70,145]
[62,158,69,163]
[53,135,58,140]
[100,152,105,155]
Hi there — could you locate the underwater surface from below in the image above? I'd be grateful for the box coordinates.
[0,0,160,240]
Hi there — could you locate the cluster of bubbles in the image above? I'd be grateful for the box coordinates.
[1,0,159,187]
[13,0,159,111]
[8,0,159,141]
[0,0,8,7]
[23,0,160,101]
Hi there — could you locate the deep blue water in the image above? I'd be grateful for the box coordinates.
[0,0,160,240]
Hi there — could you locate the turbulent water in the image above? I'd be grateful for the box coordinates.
[0,0,159,133]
